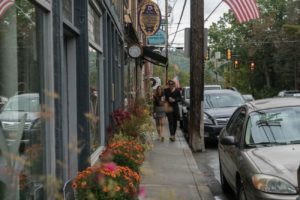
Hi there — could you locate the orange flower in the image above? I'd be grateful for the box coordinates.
[115,185,121,192]
[103,186,109,193]
[80,181,87,188]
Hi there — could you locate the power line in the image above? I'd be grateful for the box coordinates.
[204,0,224,22]
[169,0,188,47]
[168,28,185,36]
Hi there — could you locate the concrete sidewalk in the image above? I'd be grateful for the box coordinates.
[140,127,214,200]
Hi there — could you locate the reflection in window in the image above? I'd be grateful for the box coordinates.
[63,0,73,22]
[0,1,44,199]
[88,4,101,45]
[89,47,100,151]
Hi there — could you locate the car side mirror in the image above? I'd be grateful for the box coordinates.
[220,136,237,146]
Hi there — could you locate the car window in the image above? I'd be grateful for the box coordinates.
[245,107,300,146]
[185,88,190,99]
[204,93,245,109]
[226,108,246,138]
[2,95,40,112]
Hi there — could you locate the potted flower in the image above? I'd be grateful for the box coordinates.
[100,137,145,172]
[72,163,140,200]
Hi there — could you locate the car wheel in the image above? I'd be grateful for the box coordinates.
[237,181,247,200]
[219,162,230,193]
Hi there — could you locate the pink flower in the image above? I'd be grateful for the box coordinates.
[103,162,117,172]
[138,186,146,198]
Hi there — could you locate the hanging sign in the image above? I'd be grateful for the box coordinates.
[147,29,166,46]
[138,1,161,36]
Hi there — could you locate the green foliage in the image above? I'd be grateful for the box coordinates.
[152,51,191,87]
[208,0,300,98]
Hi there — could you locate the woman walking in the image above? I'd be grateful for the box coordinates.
[153,86,166,141]
[164,80,181,142]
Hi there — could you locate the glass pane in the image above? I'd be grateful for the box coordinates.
[246,107,300,145]
[63,0,73,22]
[0,1,45,199]
[88,4,101,45]
[89,47,100,151]
[204,93,244,109]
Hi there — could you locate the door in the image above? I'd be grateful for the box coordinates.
[220,107,246,188]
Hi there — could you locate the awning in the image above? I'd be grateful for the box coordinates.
[142,47,168,67]
[124,23,139,44]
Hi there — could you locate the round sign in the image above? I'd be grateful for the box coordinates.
[138,1,162,36]
[128,44,142,58]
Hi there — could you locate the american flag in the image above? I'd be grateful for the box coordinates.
[0,0,14,18]
[223,0,260,23]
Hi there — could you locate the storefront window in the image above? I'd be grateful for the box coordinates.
[88,4,101,46]
[89,47,100,151]
[0,1,45,199]
[63,0,73,22]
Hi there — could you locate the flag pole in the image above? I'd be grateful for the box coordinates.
[204,0,224,22]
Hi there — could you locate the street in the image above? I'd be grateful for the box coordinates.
[193,141,235,200]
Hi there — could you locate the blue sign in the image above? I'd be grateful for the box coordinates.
[147,29,166,46]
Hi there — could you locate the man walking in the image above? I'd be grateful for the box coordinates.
[164,80,182,141]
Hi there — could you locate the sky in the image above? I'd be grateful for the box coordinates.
[154,0,230,47]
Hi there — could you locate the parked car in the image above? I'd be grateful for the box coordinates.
[0,93,41,153]
[179,86,190,132]
[298,166,300,200]
[204,84,222,90]
[278,90,300,97]
[242,94,255,102]
[182,89,245,140]
[218,97,300,200]
[0,96,8,110]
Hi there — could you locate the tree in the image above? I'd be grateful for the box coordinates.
[208,0,300,98]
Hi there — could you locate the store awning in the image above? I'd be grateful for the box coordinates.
[124,23,139,44]
[142,47,168,67]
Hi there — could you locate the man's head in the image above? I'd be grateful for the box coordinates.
[167,80,175,89]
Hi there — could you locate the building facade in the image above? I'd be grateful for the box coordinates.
[0,0,127,199]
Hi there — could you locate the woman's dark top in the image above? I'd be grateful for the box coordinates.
[153,95,163,107]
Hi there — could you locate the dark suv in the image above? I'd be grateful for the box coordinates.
[179,87,190,132]
[183,89,245,141]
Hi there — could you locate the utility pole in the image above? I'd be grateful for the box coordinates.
[189,0,205,151]
[165,0,169,84]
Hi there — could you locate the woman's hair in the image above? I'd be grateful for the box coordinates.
[154,86,163,97]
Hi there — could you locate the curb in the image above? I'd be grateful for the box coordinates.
[178,134,215,200]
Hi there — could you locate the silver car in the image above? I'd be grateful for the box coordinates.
[218,97,300,200]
